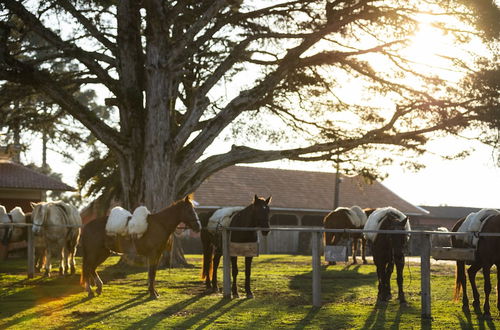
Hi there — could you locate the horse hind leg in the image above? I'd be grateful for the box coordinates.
[467,262,482,312]
[482,266,492,318]
[361,239,368,264]
[211,253,222,293]
[351,239,358,265]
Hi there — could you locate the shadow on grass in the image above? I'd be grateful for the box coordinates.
[289,264,376,304]
[293,306,321,330]
[64,293,149,328]
[457,311,498,330]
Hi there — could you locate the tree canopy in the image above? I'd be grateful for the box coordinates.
[0,0,499,209]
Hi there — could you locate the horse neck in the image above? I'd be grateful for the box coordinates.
[232,205,254,227]
[151,204,183,231]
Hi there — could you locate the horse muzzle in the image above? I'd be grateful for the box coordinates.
[32,224,42,234]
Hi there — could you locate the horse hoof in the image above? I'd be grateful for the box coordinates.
[482,313,492,320]
[246,293,254,299]
[363,260,368,265]
[328,261,337,266]
[87,292,95,299]
[399,300,407,306]
[352,260,358,265]
[232,292,240,298]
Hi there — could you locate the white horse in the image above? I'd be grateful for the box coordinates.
[31,201,81,276]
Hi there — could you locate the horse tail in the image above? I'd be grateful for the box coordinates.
[80,242,87,286]
[200,229,213,280]
[454,260,465,301]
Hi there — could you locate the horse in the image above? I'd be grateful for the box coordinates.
[80,196,201,299]
[323,206,375,265]
[364,207,410,304]
[0,206,46,270]
[200,195,271,298]
[452,210,500,317]
[31,201,81,276]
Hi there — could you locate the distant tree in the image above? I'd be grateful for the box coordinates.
[0,0,499,213]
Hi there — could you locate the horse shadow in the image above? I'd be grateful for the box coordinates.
[361,302,420,329]
[457,312,498,330]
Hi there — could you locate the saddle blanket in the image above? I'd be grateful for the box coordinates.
[363,207,410,243]
[334,205,367,228]
[206,207,244,233]
[105,206,150,238]
[456,208,500,248]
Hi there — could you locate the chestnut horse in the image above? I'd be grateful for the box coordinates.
[80,196,200,298]
[200,195,271,298]
[323,206,375,264]
[453,213,500,317]
[364,207,410,304]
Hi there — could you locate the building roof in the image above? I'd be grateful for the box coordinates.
[418,205,482,219]
[0,160,75,191]
[194,166,426,215]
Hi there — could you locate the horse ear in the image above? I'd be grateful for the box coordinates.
[401,217,408,226]
[254,194,259,203]
[265,196,272,205]
[184,195,191,203]
[30,202,36,209]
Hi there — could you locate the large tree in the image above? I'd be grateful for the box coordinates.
[0,0,499,212]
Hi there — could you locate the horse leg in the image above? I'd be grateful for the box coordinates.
[352,239,358,265]
[211,253,222,292]
[147,252,162,299]
[44,245,54,277]
[375,262,385,303]
[482,265,492,318]
[93,270,104,296]
[245,257,253,298]
[384,261,394,301]
[231,256,239,298]
[395,255,406,304]
[361,238,368,264]
[467,262,482,312]
[61,246,69,276]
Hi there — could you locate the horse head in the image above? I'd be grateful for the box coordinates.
[252,195,271,236]
[382,213,409,257]
[179,195,201,232]
[30,202,48,235]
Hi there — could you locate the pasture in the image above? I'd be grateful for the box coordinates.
[0,255,498,329]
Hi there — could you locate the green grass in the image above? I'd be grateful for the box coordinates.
[0,255,498,329]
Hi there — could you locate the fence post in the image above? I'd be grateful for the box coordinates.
[420,233,431,319]
[222,228,231,299]
[311,230,322,307]
[27,225,35,279]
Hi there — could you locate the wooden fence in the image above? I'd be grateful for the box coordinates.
[2,222,500,319]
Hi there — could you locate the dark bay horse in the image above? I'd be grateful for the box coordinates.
[453,213,500,317]
[323,206,375,265]
[200,195,271,298]
[80,196,201,298]
[364,207,409,304]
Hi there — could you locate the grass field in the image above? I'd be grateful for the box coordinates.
[0,255,498,329]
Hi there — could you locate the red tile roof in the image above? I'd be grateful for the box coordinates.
[194,166,426,215]
[0,161,75,191]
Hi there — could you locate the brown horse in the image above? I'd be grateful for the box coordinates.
[364,207,409,304]
[323,206,375,264]
[200,195,271,298]
[453,213,500,317]
[80,196,200,298]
